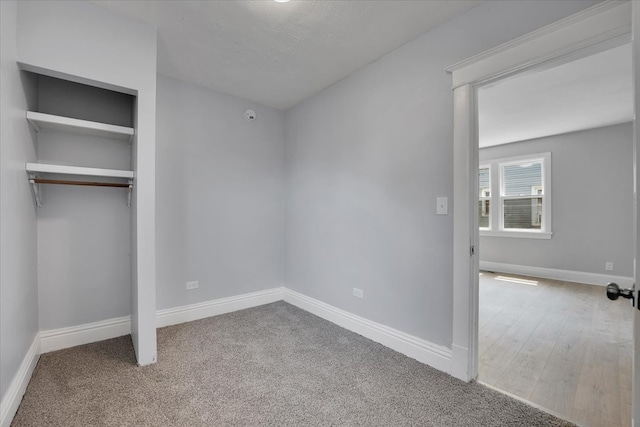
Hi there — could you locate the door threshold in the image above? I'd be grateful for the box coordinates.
[476,380,584,427]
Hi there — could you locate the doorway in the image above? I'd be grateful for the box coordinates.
[474,43,633,426]
[448,2,638,427]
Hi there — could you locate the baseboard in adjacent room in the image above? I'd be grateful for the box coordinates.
[282,288,453,375]
[479,261,634,287]
[156,287,284,328]
[0,333,40,427]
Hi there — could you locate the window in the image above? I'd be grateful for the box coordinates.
[479,153,551,239]
[478,167,490,229]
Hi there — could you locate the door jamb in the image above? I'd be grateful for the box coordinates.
[632,3,640,425]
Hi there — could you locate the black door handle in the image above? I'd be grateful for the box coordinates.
[606,282,638,310]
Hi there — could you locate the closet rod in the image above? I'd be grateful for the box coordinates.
[32,178,131,188]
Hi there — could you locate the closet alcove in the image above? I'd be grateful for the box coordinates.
[26,74,137,338]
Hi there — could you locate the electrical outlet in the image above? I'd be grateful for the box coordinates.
[186,280,199,290]
[605,262,614,271]
[353,288,364,299]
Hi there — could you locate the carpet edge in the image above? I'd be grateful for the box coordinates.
[40,316,131,353]
[282,287,453,375]
[34,286,454,389]
[39,288,287,355]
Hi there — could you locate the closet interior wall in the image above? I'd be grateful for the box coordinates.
[34,75,135,331]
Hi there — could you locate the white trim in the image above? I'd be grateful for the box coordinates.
[480,230,552,240]
[36,286,453,375]
[5,287,459,427]
[446,1,631,88]
[632,2,640,423]
[37,287,454,375]
[450,344,469,380]
[25,163,134,179]
[26,111,134,142]
[38,288,285,353]
[282,288,453,375]
[487,152,552,236]
[156,287,284,328]
[0,333,40,427]
[480,261,634,287]
[40,316,131,353]
[452,84,479,382]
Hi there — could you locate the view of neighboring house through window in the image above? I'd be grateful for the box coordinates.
[479,153,551,238]
[502,161,543,229]
[479,167,490,228]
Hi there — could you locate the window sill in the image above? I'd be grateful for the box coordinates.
[480,229,553,239]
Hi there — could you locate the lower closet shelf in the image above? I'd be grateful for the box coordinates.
[26,162,134,178]
[25,162,134,208]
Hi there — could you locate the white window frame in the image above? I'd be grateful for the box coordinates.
[480,152,552,239]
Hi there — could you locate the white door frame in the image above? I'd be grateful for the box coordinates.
[447,0,636,423]
[632,2,640,424]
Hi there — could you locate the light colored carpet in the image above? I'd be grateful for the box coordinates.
[13,302,575,426]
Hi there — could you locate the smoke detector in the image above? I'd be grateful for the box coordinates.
[244,109,256,121]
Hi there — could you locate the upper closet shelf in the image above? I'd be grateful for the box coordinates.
[26,111,134,141]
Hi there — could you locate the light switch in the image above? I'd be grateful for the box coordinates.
[437,197,448,215]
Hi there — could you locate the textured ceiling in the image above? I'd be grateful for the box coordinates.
[94,0,479,110]
[479,43,632,148]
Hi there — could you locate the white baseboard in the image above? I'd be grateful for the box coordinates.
[450,344,471,382]
[31,288,456,377]
[282,288,452,375]
[156,287,284,328]
[40,316,131,354]
[0,333,40,427]
[39,288,286,354]
[4,288,457,426]
[480,261,634,287]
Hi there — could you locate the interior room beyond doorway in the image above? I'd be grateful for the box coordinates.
[476,43,634,427]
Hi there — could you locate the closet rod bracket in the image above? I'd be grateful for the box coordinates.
[127,180,133,208]
[28,174,43,208]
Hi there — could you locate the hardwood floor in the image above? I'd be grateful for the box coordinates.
[478,272,633,427]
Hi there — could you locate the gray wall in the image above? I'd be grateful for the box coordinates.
[155,76,284,310]
[1,1,607,392]
[479,123,634,277]
[283,0,599,347]
[0,0,39,401]
[36,76,134,330]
